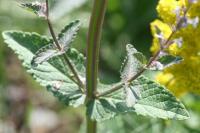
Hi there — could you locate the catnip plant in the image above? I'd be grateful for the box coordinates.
[2,0,199,133]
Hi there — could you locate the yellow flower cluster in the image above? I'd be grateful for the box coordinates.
[151,0,200,96]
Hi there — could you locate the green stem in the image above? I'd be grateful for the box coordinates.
[86,0,107,133]
[96,3,192,98]
[45,0,85,92]
[86,0,107,99]
[87,117,97,133]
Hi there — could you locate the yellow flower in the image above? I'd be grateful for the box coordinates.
[150,20,180,55]
[157,0,180,24]
[151,0,200,96]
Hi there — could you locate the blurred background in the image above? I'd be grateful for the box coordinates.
[0,0,200,133]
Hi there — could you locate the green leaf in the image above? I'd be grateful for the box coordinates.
[134,76,190,120]
[32,20,81,65]
[120,44,146,81]
[98,116,126,133]
[2,31,86,107]
[120,44,147,107]
[124,79,142,107]
[87,83,133,122]
[158,55,183,68]
[31,43,64,65]
[58,20,81,47]
[21,2,47,18]
[87,76,189,121]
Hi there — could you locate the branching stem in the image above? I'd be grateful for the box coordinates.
[45,0,85,92]
[96,4,191,98]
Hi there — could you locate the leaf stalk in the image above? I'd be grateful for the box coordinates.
[96,4,191,98]
[45,0,85,92]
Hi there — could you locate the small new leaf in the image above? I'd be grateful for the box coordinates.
[121,44,147,81]
[21,2,47,18]
[31,43,64,66]
[31,20,81,65]
[120,44,146,107]
[58,20,81,48]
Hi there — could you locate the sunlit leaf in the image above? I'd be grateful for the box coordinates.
[58,20,81,48]
[31,43,64,66]
[2,31,86,107]
[87,76,189,121]
[120,44,146,106]
[134,76,189,120]
[31,20,81,65]
[120,44,146,81]
[87,83,133,122]
[124,80,142,107]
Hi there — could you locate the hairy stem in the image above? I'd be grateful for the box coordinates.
[86,0,107,133]
[46,0,61,50]
[45,0,85,92]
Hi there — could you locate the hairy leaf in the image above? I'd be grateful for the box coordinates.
[158,55,183,68]
[120,44,146,107]
[21,2,47,18]
[2,31,86,107]
[58,20,81,47]
[87,83,133,122]
[32,20,81,65]
[134,76,189,120]
[121,44,146,81]
[124,81,142,107]
[31,43,64,66]
[87,76,189,121]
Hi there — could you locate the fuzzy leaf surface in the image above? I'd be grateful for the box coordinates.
[32,20,81,65]
[21,2,47,18]
[2,31,86,107]
[120,44,147,81]
[58,20,81,48]
[120,44,147,107]
[87,76,189,121]
[87,83,133,122]
[134,76,189,120]
[158,55,183,68]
